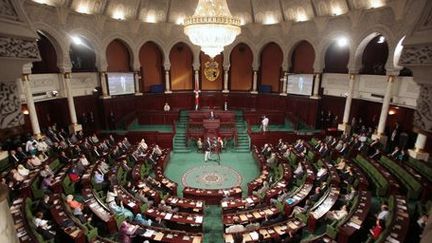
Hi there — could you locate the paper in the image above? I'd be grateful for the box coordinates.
[249,231,259,240]
[195,216,203,223]
[164,213,173,220]
[143,229,154,237]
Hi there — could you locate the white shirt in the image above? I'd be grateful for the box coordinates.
[26,140,35,152]
[164,104,171,111]
[262,117,269,126]
[106,191,118,203]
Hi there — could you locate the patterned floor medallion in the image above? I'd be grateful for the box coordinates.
[182,165,242,189]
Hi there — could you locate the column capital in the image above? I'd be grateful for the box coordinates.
[164,63,171,70]
[21,73,30,82]
[223,65,230,71]
[63,72,72,79]
[22,63,33,74]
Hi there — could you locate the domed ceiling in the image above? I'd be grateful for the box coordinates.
[30,0,391,25]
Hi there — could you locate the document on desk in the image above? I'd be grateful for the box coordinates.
[221,202,228,207]
[249,231,259,240]
[195,216,203,223]
[164,213,173,220]
[154,232,164,241]
[143,229,154,237]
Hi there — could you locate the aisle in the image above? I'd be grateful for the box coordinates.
[203,205,224,243]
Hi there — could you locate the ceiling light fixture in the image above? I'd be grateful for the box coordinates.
[377,36,385,44]
[71,36,84,46]
[337,37,349,48]
[184,0,241,58]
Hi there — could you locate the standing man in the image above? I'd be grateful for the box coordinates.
[261,116,269,133]
[204,137,211,162]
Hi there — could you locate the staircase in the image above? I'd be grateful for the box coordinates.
[173,110,191,153]
[234,110,250,153]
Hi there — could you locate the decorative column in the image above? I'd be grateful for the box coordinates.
[63,72,82,133]
[99,71,110,98]
[251,70,258,94]
[0,183,18,243]
[310,73,321,99]
[280,71,288,96]
[164,69,172,94]
[134,70,142,96]
[194,69,200,91]
[372,75,395,140]
[338,73,356,133]
[22,73,41,137]
[409,133,430,161]
[222,66,229,93]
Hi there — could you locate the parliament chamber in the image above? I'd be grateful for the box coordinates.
[0,0,432,243]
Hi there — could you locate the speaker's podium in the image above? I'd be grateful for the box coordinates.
[203,119,220,136]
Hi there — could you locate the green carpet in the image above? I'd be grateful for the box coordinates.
[164,151,259,197]
[182,165,242,189]
[203,206,224,243]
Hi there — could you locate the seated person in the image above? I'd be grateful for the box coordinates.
[34,211,56,240]
[41,175,54,192]
[316,167,328,181]
[336,158,347,171]
[78,154,89,167]
[282,147,292,159]
[225,218,246,233]
[309,187,322,202]
[66,195,87,223]
[67,166,81,183]
[293,162,304,178]
[93,170,105,185]
[119,221,140,243]
[289,200,312,217]
[262,146,272,158]
[326,205,348,221]
[37,195,52,218]
[122,137,131,149]
[138,139,148,152]
[341,187,356,203]
[106,189,134,220]
[266,153,277,167]
[27,155,42,168]
[253,181,269,197]
[150,145,162,162]
[17,164,30,178]
[377,203,389,222]
[90,133,99,145]
[10,169,24,182]
[134,213,152,226]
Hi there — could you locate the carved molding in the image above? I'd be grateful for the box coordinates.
[0,0,18,21]
[399,44,432,65]
[0,37,40,59]
[0,81,23,129]
[414,84,432,134]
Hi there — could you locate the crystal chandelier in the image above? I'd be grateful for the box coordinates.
[184,0,241,58]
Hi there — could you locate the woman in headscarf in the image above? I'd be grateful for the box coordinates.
[133,213,152,226]
[119,221,139,243]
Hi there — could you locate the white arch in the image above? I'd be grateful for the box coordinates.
[256,37,287,69]
[286,38,318,72]
[224,36,257,67]
[166,37,197,68]
[316,31,353,73]
[351,24,396,72]
[135,37,166,65]
[68,28,103,69]
[31,22,69,70]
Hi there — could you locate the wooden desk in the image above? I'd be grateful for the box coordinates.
[10,197,36,243]
[224,218,305,243]
[221,195,261,213]
[183,186,242,205]
[82,188,117,234]
[338,191,371,243]
[223,205,280,226]
[50,194,86,243]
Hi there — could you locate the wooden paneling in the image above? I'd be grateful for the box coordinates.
[139,42,164,92]
[259,43,283,92]
[170,43,193,91]
[290,41,315,74]
[200,52,223,90]
[229,43,253,91]
[106,39,131,72]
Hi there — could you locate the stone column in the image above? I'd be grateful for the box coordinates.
[193,69,200,91]
[280,71,288,96]
[222,66,229,93]
[338,73,356,133]
[310,73,321,99]
[99,71,110,98]
[251,70,258,94]
[22,73,41,137]
[372,75,395,140]
[0,183,18,243]
[164,69,172,94]
[134,70,142,96]
[63,72,82,133]
[408,133,430,161]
